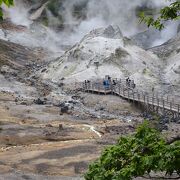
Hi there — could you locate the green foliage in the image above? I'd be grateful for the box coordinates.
[0,0,14,19]
[84,121,180,180]
[140,0,180,30]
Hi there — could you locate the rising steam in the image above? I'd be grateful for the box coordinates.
[1,0,178,53]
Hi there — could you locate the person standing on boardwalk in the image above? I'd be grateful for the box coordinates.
[126,77,130,86]
[112,80,117,86]
[85,80,87,89]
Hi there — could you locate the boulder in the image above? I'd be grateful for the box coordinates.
[33,98,46,105]
[0,65,17,75]
[60,106,69,114]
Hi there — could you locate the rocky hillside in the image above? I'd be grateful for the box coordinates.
[150,33,180,96]
[40,25,162,91]
[0,1,179,96]
[0,38,48,97]
[0,39,44,68]
[39,24,180,98]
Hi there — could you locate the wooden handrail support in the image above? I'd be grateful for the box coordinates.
[81,79,180,117]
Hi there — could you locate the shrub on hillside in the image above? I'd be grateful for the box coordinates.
[85,121,180,180]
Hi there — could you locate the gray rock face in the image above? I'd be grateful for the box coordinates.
[131,28,161,49]
[149,33,180,97]
[81,25,123,42]
[101,25,123,39]
[150,33,180,58]
[40,25,162,93]
[39,24,180,98]
[0,39,42,68]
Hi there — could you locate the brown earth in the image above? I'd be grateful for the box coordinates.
[0,92,140,178]
[0,91,179,180]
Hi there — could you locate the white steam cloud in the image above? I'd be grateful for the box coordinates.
[60,0,174,45]
[3,0,32,27]
[1,0,178,53]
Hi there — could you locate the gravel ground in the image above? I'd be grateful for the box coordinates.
[0,173,83,180]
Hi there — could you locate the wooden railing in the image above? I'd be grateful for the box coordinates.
[82,79,180,117]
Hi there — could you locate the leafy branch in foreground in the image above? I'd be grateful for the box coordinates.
[139,1,180,30]
[84,121,180,180]
[0,0,14,20]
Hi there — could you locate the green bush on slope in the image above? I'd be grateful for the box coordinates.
[85,121,180,180]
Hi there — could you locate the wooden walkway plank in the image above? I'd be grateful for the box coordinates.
[82,80,180,116]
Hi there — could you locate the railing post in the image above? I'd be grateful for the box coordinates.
[104,84,106,95]
[172,99,175,120]
[114,85,116,94]
[172,98,174,108]
[152,93,154,106]
[156,92,158,101]
[111,84,113,95]
[170,102,172,123]
[133,89,134,103]
[144,94,145,104]
[170,102,172,110]
[137,93,140,108]
[157,97,159,113]
[98,83,100,94]
[82,82,84,92]
[135,90,138,102]
[128,88,130,102]
[146,93,149,113]
[85,82,87,92]
[88,82,90,93]
[147,93,149,105]
[163,100,165,116]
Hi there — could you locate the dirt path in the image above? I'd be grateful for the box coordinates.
[0,92,141,178]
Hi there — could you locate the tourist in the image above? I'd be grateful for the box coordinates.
[113,80,117,86]
[126,77,130,86]
[85,80,87,89]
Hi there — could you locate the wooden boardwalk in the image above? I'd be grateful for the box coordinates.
[82,79,180,121]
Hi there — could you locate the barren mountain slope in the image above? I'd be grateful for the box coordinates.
[41,25,162,91]
[0,39,44,68]
[149,33,180,96]
[0,38,47,97]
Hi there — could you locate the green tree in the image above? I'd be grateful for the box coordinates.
[140,0,180,30]
[85,121,180,180]
[0,0,14,20]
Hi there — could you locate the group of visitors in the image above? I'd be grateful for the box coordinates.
[84,76,136,90]
[126,77,136,89]
[84,80,90,89]
[102,76,117,89]
[103,76,110,89]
